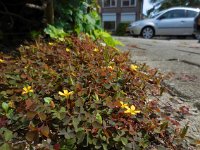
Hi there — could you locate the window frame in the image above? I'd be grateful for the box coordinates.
[121,12,136,22]
[103,21,116,31]
[103,0,117,8]
[186,10,198,18]
[121,0,136,7]
[158,9,186,20]
[102,13,116,31]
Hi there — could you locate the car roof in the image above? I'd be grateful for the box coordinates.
[166,7,200,12]
[153,7,200,18]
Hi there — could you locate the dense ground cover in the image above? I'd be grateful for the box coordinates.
[0,36,187,149]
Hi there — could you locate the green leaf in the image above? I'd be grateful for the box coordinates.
[72,117,80,132]
[180,124,189,139]
[160,121,168,131]
[4,129,13,141]
[44,97,52,104]
[102,143,108,150]
[64,138,76,149]
[94,92,99,102]
[121,137,128,145]
[44,25,68,41]
[77,130,85,144]
[0,143,11,150]
[2,102,9,112]
[113,135,120,142]
[69,76,75,86]
[96,113,103,124]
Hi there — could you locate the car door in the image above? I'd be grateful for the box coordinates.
[155,9,186,35]
[184,10,199,35]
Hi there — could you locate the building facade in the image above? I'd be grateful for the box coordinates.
[98,0,143,31]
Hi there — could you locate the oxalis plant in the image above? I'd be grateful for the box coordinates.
[0,35,189,149]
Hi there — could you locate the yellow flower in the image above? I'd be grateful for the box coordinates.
[93,48,99,52]
[48,42,54,46]
[8,101,15,108]
[22,86,34,94]
[0,59,5,63]
[66,48,70,52]
[58,89,74,99]
[124,105,140,115]
[130,64,138,71]
[120,101,129,109]
[107,66,114,70]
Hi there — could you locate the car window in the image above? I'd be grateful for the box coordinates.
[159,10,186,19]
[149,12,162,18]
[186,10,198,18]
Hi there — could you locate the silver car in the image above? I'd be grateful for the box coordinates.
[128,7,200,39]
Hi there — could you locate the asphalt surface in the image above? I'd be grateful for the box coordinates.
[115,36,200,146]
[116,36,200,101]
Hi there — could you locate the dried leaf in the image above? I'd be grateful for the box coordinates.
[40,125,50,137]
[26,131,38,141]
[27,111,37,120]
[25,99,34,110]
[38,113,47,121]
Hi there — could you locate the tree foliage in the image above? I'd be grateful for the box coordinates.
[148,0,200,15]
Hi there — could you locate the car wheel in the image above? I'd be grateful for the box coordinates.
[141,27,154,39]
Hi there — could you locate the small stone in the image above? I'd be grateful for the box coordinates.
[193,102,200,111]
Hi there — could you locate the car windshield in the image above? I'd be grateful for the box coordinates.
[149,11,163,18]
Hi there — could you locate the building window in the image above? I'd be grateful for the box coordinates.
[103,0,116,7]
[121,13,136,22]
[121,0,136,7]
[104,21,116,31]
[102,13,116,31]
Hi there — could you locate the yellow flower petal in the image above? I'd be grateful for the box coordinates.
[63,90,69,94]
[134,110,141,113]
[130,105,136,111]
[29,89,34,93]
[66,48,70,52]
[48,42,54,46]
[0,59,5,63]
[130,64,138,71]
[8,101,15,108]
[22,86,34,94]
[120,101,129,109]
[58,91,65,96]
[68,91,74,95]
[124,105,140,115]
[108,66,114,70]
[93,48,99,52]
[124,109,131,114]
[59,89,74,99]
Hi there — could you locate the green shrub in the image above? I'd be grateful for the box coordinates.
[45,0,123,47]
[116,23,129,36]
[0,36,187,149]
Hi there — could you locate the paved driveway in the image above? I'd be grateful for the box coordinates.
[116,36,200,146]
[116,36,200,100]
